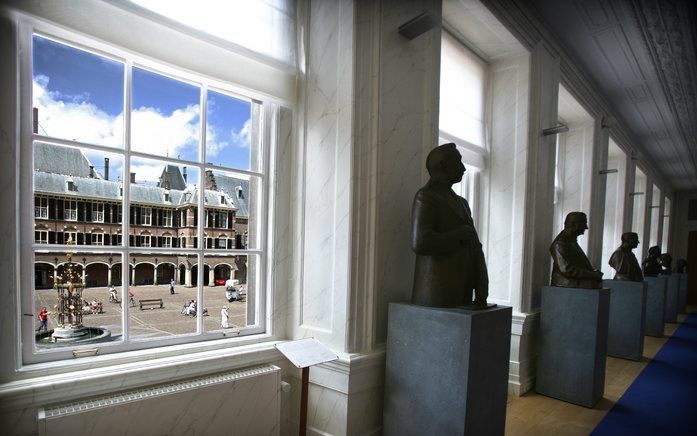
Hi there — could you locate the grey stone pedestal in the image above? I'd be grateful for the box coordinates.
[665,275,680,323]
[384,303,512,436]
[677,273,688,313]
[603,280,646,361]
[536,286,610,408]
[644,277,667,337]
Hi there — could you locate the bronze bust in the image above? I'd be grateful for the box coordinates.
[642,246,662,277]
[676,259,687,274]
[549,212,603,289]
[659,253,673,275]
[609,232,643,282]
[411,143,489,308]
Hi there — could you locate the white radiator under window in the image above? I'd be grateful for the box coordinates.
[38,364,281,436]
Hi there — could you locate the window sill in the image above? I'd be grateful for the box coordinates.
[1,335,285,410]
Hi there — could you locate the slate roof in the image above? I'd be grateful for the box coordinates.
[33,143,250,216]
[34,142,95,178]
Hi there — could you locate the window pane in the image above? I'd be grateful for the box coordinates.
[206,89,255,171]
[34,251,124,350]
[131,67,200,161]
[650,185,661,247]
[129,253,197,339]
[205,170,259,249]
[632,168,647,245]
[203,254,255,332]
[439,32,486,148]
[601,139,627,279]
[33,142,124,246]
[32,35,124,147]
[129,157,199,248]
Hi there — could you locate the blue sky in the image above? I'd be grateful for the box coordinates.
[32,35,252,178]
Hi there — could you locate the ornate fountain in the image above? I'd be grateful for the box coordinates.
[36,239,111,345]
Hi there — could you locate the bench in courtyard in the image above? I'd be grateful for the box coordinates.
[139,298,164,310]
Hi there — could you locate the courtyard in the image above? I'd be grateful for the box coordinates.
[34,283,249,345]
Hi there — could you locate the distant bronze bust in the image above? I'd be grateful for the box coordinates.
[549,212,603,289]
[609,232,643,282]
[659,253,673,275]
[411,143,489,308]
[642,246,662,277]
[676,259,687,274]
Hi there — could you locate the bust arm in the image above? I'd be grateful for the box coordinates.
[551,239,601,280]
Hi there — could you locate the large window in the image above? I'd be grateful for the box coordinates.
[600,139,627,279]
[25,26,269,363]
[662,197,671,253]
[632,167,648,249]
[439,31,487,222]
[649,185,661,248]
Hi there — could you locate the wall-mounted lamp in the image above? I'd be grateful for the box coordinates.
[650,205,660,209]
[598,169,618,175]
[542,123,569,136]
[398,11,439,40]
[629,192,645,196]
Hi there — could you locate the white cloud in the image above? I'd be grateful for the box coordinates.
[131,105,199,157]
[205,118,251,159]
[231,118,252,148]
[33,76,202,161]
[33,76,123,147]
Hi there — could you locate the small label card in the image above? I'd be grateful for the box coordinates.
[275,338,338,369]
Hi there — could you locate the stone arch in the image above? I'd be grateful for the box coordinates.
[85,263,108,287]
[34,262,54,289]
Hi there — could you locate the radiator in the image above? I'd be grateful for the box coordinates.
[38,364,281,436]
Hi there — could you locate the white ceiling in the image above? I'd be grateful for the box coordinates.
[528,0,697,192]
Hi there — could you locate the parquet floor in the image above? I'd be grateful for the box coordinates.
[505,312,688,436]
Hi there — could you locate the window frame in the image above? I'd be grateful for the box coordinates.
[34,196,48,219]
[92,202,104,223]
[64,199,78,221]
[34,229,48,243]
[91,232,104,245]
[19,18,279,365]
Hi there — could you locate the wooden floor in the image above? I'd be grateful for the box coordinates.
[505,311,691,436]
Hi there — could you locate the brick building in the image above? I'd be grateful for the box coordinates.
[33,142,248,289]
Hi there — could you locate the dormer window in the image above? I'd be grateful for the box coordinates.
[236,186,243,199]
[66,176,76,192]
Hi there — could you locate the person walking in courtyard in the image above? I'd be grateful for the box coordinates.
[221,306,229,329]
[37,307,48,333]
[170,278,175,295]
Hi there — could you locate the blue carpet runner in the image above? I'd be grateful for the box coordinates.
[592,312,697,435]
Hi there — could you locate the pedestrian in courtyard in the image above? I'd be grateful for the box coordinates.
[221,306,229,329]
[170,278,175,295]
[37,307,48,333]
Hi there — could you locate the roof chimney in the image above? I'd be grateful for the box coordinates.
[104,158,109,181]
[183,166,187,183]
[89,165,95,178]
[130,172,136,183]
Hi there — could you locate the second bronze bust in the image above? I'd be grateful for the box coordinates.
[549,212,603,289]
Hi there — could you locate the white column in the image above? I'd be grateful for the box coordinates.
[153,265,158,286]
[208,267,215,287]
[107,267,112,287]
[131,265,136,286]
[185,266,192,287]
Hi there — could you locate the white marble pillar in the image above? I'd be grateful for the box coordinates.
[107,267,112,287]
[208,267,215,287]
[131,266,136,286]
[185,266,192,288]
[153,266,158,286]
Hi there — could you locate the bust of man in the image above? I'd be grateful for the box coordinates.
[411,143,489,308]
[659,253,673,275]
[549,212,603,289]
[676,259,687,274]
[642,246,662,277]
[609,232,643,282]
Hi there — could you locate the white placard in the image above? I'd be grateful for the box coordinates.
[275,338,338,368]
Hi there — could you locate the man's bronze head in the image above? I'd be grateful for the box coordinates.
[564,211,588,236]
[426,143,465,184]
[621,232,640,249]
[648,245,661,258]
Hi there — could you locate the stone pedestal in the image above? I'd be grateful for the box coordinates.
[664,275,680,323]
[644,277,667,337]
[677,273,688,314]
[603,280,646,361]
[384,303,512,436]
[536,286,610,408]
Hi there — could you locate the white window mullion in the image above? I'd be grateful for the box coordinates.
[196,84,208,334]
[122,57,133,343]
